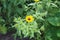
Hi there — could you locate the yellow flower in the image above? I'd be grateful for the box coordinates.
[34,0,39,2]
[25,15,34,23]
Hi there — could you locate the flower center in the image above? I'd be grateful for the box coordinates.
[28,18,31,20]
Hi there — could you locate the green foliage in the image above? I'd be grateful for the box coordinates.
[0,0,60,40]
[47,12,60,26]
[0,17,7,34]
[0,25,7,34]
[13,17,40,38]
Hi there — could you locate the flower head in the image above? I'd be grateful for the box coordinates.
[34,0,39,2]
[25,15,34,23]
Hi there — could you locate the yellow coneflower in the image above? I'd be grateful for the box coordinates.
[25,15,34,23]
[34,0,39,2]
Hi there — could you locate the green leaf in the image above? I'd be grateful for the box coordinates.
[47,17,60,26]
[0,25,7,34]
[57,29,60,37]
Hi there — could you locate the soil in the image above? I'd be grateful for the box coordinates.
[0,33,30,40]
